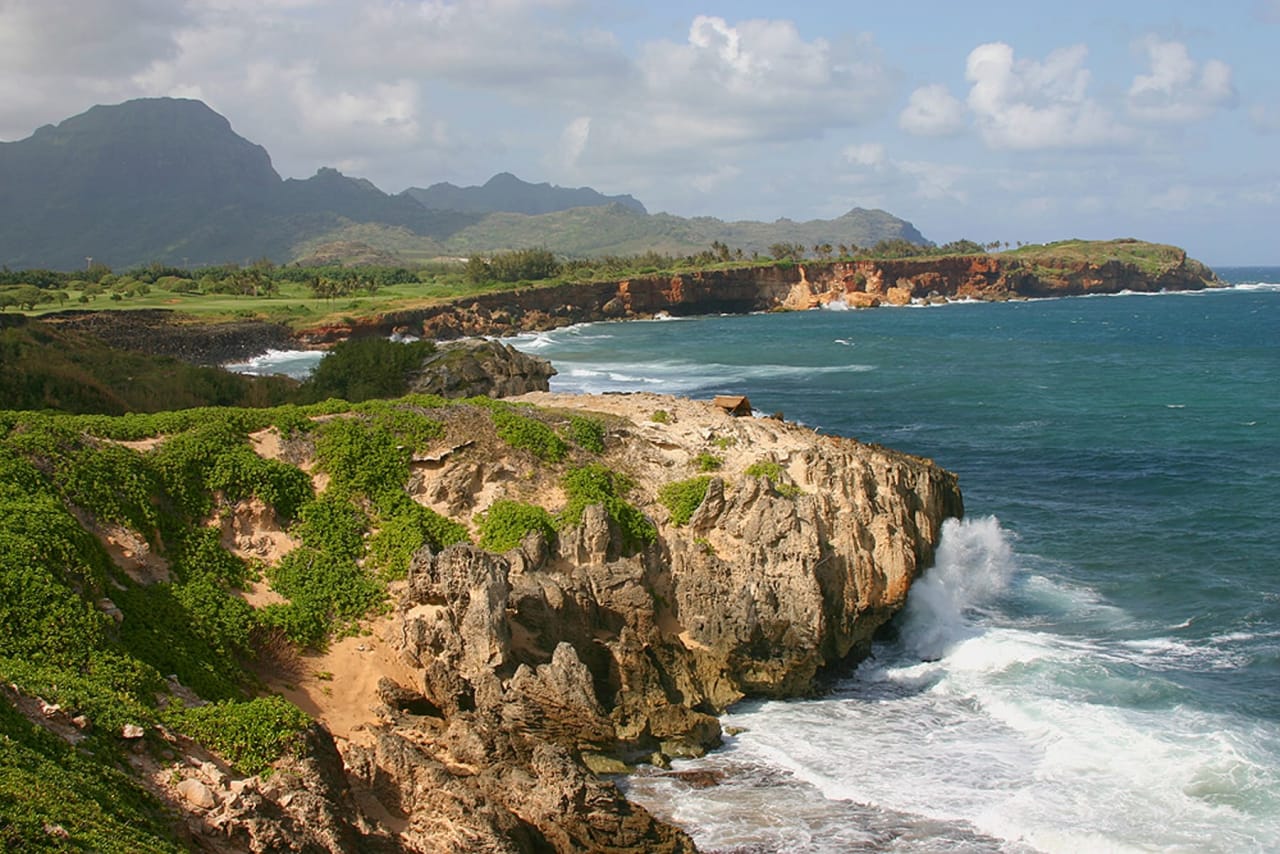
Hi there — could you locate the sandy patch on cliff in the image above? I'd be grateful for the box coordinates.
[269,617,421,747]
[70,508,171,585]
[218,498,297,564]
[114,436,164,453]
[248,427,284,460]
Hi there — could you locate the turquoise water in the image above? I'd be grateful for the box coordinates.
[511,274,1280,852]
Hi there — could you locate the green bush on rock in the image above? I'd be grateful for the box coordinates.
[745,460,802,498]
[491,406,567,462]
[476,500,557,553]
[560,464,656,551]
[658,476,713,527]
[566,415,606,453]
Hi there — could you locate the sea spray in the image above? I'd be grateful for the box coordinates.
[899,516,1016,661]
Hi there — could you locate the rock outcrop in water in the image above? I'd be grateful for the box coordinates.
[408,338,555,398]
[161,392,962,851]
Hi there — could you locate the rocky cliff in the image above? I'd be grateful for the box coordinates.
[294,246,1220,344]
[147,392,961,851]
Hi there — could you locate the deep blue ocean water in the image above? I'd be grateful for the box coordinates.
[506,272,1280,853]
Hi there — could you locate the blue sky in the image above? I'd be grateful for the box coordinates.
[2,0,1278,263]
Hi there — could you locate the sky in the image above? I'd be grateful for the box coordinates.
[2,0,1278,264]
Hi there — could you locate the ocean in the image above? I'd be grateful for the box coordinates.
[236,272,1280,852]
[507,271,1280,853]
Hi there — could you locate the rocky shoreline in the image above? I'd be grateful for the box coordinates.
[44,308,295,365]
[295,252,1221,345]
[38,252,1220,365]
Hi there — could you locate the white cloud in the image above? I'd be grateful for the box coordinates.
[691,165,743,194]
[0,0,190,76]
[557,117,592,170]
[964,42,1123,150]
[1127,38,1235,123]
[341,0,629,92]
[0,0,197,139]
[1147,184,1198,212]
[1250,103,1280,134]
[841,143,969,203]
[628,16,895,148]
[899,84,966,136]
[843,143,887,168]
[897,160,969,202]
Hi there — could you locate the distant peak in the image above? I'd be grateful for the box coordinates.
[485,171,523,185]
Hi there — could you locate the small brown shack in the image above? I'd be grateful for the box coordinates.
[712,395,753,417]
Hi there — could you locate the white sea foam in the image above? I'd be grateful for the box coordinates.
[626,517,1280,853]
[1228,282,1280,292]
[223,348,325,379]
[547,357,876,395]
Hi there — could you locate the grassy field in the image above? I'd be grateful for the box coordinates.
[25,275,539,328]
[1002,238,1189,276]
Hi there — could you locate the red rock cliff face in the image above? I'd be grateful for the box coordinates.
[294,255,1218,345]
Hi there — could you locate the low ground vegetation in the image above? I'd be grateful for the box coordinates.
[0,389,670,849]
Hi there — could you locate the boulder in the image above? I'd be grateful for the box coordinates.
[409,339,554,399]
[177,778,218,810]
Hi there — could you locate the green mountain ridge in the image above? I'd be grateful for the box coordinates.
[0,98,930,270]
[405,171,648,216]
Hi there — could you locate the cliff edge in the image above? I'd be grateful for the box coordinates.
[198,392,960,851]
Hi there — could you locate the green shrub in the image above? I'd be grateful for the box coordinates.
[299,337,437,403]
[476,500,557,553]
[491,407,567,462]
[113,582,247,701]
[169,696,310,776]
[559,464,656,551]
[292,495,368,562]
[0,652,161,737]
[368,498,470,578]
[262,548,381,648]
[745,460,801,498]
[566,415,606,453]
[357,404,445,452]
[168,527,251,588]
[56,442,161,537]
[312,416,409,501]
[693,452,722,472]
[650,409,671,424]
[744,460,785,481]
[207,447,314,522]
[658,476,713,526]
[0,538,109,670]
[269,404,315,437]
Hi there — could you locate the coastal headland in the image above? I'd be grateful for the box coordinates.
[297,244,1221,345]
[1,387,960,851]
[40,242,1222,364]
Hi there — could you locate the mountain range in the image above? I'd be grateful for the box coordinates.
[0,98,929,270]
